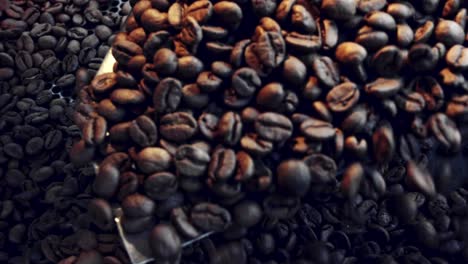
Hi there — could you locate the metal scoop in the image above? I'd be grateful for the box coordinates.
[113,208,214,264]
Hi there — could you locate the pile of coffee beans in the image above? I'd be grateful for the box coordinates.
[72,0,468,263]
[0,0,135,263]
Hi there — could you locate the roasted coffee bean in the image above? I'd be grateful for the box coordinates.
[341,162,364,198]
[255,112,292,142]
[129,115,158,147]
[153,78,182,113]
[446,44,468,71]
[372,122,394,164]
[312,56,340,88]
[277,160,311,197]
[217,111,243,145]
[145,172,178,200]
[88,199,114,230]
[150,224,181,262]
[245,31,286,76]
[406,160,436,196]
[428,113,461,151]
[263,194,300,219]
[203,144,235,178]
[300,118,335,141]
[321,0,356,20]
[160,112,198,142]
[365,78,402,99]
[435,20,465,47]
[177,56,204,79]
[256,82,285,110]
[122,193,156,218]
[303,153,337,184]
[191,203,231,232]
[136,147,172,174]
[232,67,261,97]
[326,82,360,112]
[175,144,210,177]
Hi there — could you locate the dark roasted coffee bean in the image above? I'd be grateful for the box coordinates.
[300,117,335,141]
[217,111,242,145]
[372,122,394,164]
[313,56,340,88]
[153,78,182,113]
[245,31,286,76]
[191,203,231,232]
[446,44,468,71]
[129,115,158,147]
[428,113,461,151]
[111,89,145,105]
[406,160,436,196]
[150,224,181,262]
[175,144,210,177]
[255,112,292,142]
[263,194,300,219]
[303,153,337,184]
[93,153,129,198]
[256,82,285,110]
[160,112,198,142]
[321,0,356,20]
[122,193,155,218]
[136,147,171,174]
[371,45,404,77]
[145,172,178,200]
[177,56,204,79]
[277,159,311,197]
[88,199,114,230]
[435,19,464,47]
[240,133,273,156]
[232,67,261,97]
[326,82,360,112]
[341,162,364,198]
[208,147,236,181]
[365,78,402,99]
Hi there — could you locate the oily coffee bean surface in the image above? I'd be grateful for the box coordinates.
[73,0,468,263]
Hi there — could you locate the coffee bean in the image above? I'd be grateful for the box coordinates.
[150,224,181,262]
[209,147,236,181]
[277,160,311,197]
[122,193,155,218]
[300,117,335,141]
[232,67,261,97]
[175,144,210,177]
[160,112,198,142]
[129,115,158,147]
[255,112,292,142]
[153,77,182,113]
[88,199,114,230]
[435,20,465,47]
[341,162,364,198]
[191,203,231,232]
[406,160,436,196]
[145,172,178,200]
[303,153,337,184]
[428,113,461,151]
[217,111,243,145]
[365,78,402,99]
[136,147,171,174]
[312,56,340,88]
[321,0,356,20]
[263,194,300,219]
[256,82,285,110]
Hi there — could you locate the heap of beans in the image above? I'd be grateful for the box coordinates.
[0,0,134,263]
[73,0,468,263]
